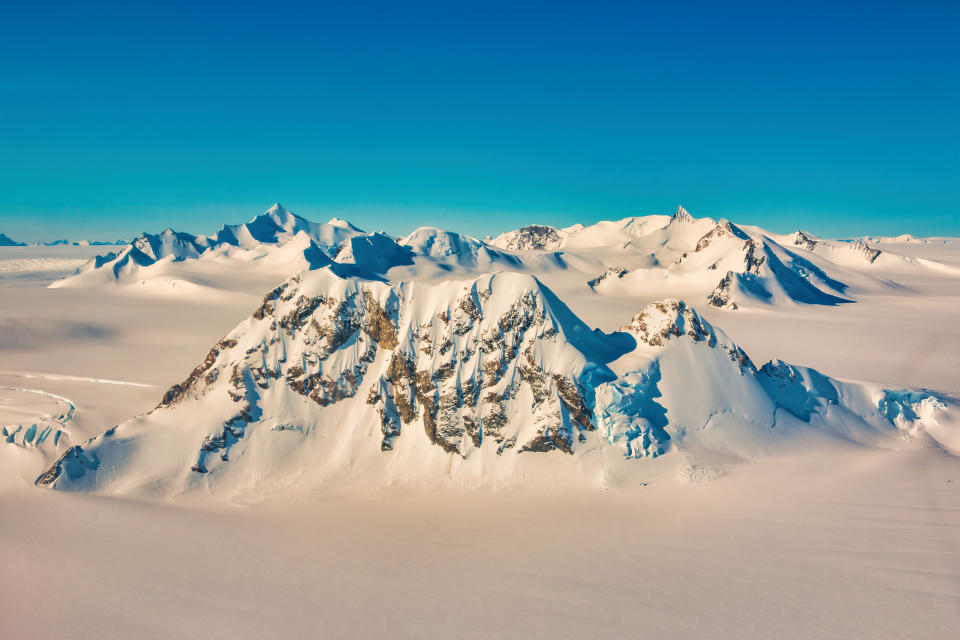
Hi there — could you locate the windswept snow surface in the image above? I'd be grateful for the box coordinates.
[1,205,959,639]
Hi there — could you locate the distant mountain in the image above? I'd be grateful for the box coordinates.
[41,239,126,247]
[0,233,26,247]
[49,203,959,314]
[52,203,370,288]
[54,206,540,291]
[37,268,954,496]
[493,205,949,310]
[487,225,561,251]
[399,227,522,270]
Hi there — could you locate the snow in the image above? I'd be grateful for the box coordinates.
[1,205,959,638]
[3,451,960,639]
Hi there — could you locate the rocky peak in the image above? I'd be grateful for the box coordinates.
[153,269,614,466]
[587,266,628,288]
[694,219,748,252]
[620,298,756,373]
[670,205,693,224]
[707,271,738,309]
[851,239,882,263]
[619,299,716,347]
[496,225,562,251]
[793,230,818,251]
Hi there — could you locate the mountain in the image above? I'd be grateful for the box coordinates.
[48,203,959,312]
[491,206,946,310]
[209,204,362,250]
[40,238,126,246]
[503,208,861,308]
[51,204,368,290]
[333,232,416,275]
[0,233,26,247]
[51,208,539,295]
[488,225,562,251]
[489,205,695,252]
[37,269,954,496]
[399,227,524,271]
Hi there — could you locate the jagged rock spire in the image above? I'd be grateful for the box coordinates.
[672,205,693,223]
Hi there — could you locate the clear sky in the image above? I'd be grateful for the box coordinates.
[1,0,957,242]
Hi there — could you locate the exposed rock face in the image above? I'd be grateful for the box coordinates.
[587,266,628,288]
[619,299,755,372]
[851,239,882,263]
[793,230,819,251]
[493,225,562,251]
[670,205,693,224]
[694,220,748,252]
[160,337,239,407]
[35,445,98,486]
[148,271,612,466]
[620,299,715,347]
[707,271,738,309]
[743,239,766,274]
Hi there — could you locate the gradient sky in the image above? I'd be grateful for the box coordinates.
[1,0,958,242]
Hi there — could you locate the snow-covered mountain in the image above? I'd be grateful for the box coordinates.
[54,204,365,287]
[398,227,523,271]
[488,224,563,251]
[0,233,26,247]
[40,239,126,247]
[538,207,862,309]
[37,267,954,496]
[493,206,951,310]
[49,204,956,314]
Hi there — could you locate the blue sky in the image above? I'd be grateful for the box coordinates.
[1,1,957,242]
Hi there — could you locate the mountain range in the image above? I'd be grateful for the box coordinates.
[0,233,125,247]
[51,204,956,309]
[10,203,955,495]
[37,262,956,496]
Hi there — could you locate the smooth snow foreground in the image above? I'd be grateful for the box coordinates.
[1,205,959,639]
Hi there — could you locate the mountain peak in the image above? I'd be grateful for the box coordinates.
[620,299,716,347]
[490,225,562,251]
[0,232,26,247]
[671,205,693,223]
